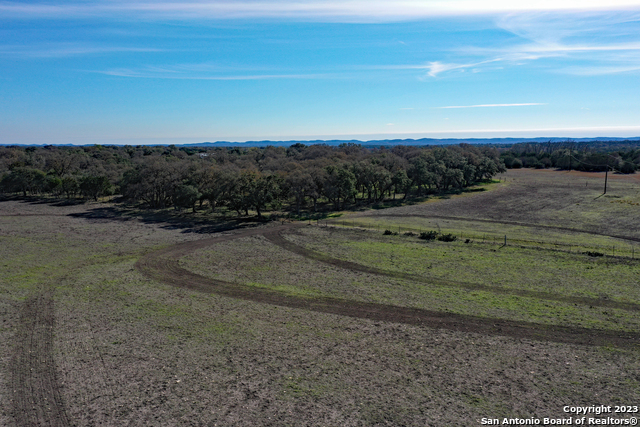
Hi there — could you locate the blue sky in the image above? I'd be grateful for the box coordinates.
[1,1,640,144]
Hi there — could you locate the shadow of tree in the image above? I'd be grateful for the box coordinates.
[67,206,260,234]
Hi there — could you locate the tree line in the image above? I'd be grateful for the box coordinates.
[1,143,506,217]
[498,141,640,173]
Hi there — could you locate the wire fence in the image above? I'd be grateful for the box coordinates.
[309,218,638,260]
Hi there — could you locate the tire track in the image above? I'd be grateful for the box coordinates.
[263,229,640,312]
[135,224,640,348]
[9,290,71,427]
[0,214,71,217]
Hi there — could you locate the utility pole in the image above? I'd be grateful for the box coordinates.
[604,164,609,195]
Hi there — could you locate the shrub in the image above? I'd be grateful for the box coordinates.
[403,231,417,236]
[419,231,438,240]
[584,251,604,257]
[503,156,516,168]
[383,229,398,236]
[437,233,457,242]
[620,161,636,174]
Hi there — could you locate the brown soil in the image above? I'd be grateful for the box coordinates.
[4,196,640,426]
[9,289,71,427]
[136,224,640,348]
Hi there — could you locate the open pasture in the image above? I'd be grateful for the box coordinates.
[177,228,640,334]
[343,168,640,257]
[2,168,640,426]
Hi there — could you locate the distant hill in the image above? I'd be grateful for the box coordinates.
[3,136,640,148]
[185,136,640,148]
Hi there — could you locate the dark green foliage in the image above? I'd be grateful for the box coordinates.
[247,173,283,218]
[285,170,316,215]
[61,176,79,198]
[391,169,410,199]
[437,233,457,242]
[584,251,604,257]
[79,175,113,201]
[323,165,356,210]
[44,175,62,195]
[503,156,516,168]
[172,184,201,212]
[619,161,636,174]
[119,158,181,208]
[0,167,47,196]
[419,231,438,240]
[383,230,398,236]
[499,141,640,173]
[0,142,512,216]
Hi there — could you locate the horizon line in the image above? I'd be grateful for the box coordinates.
[3,135,640,147]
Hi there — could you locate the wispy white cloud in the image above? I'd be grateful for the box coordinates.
[0,44,162,58]
[495,12,640,45]
[489,12,640,75]
[2,1,640,22]
[437,103,547,109]
[94,66,335,80]
[557,64,640,75]
[418,11,640,77]
[334,125,640,138]
[462,42,640,59]
[372,58,503,77]
[424,58,503,77]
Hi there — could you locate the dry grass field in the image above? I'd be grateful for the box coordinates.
[1,168,639,426]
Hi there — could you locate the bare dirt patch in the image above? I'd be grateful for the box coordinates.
[9,289,71,427]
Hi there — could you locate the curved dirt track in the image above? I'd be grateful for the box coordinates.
[136,224,640,348]
[263,229,640,312]
[0,214,70,216]
[9,290,71,427]
[357,214,640,243]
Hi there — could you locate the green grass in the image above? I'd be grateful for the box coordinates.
[329,216,639,257]
[287,227,640,302]
[180,232,640,333]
